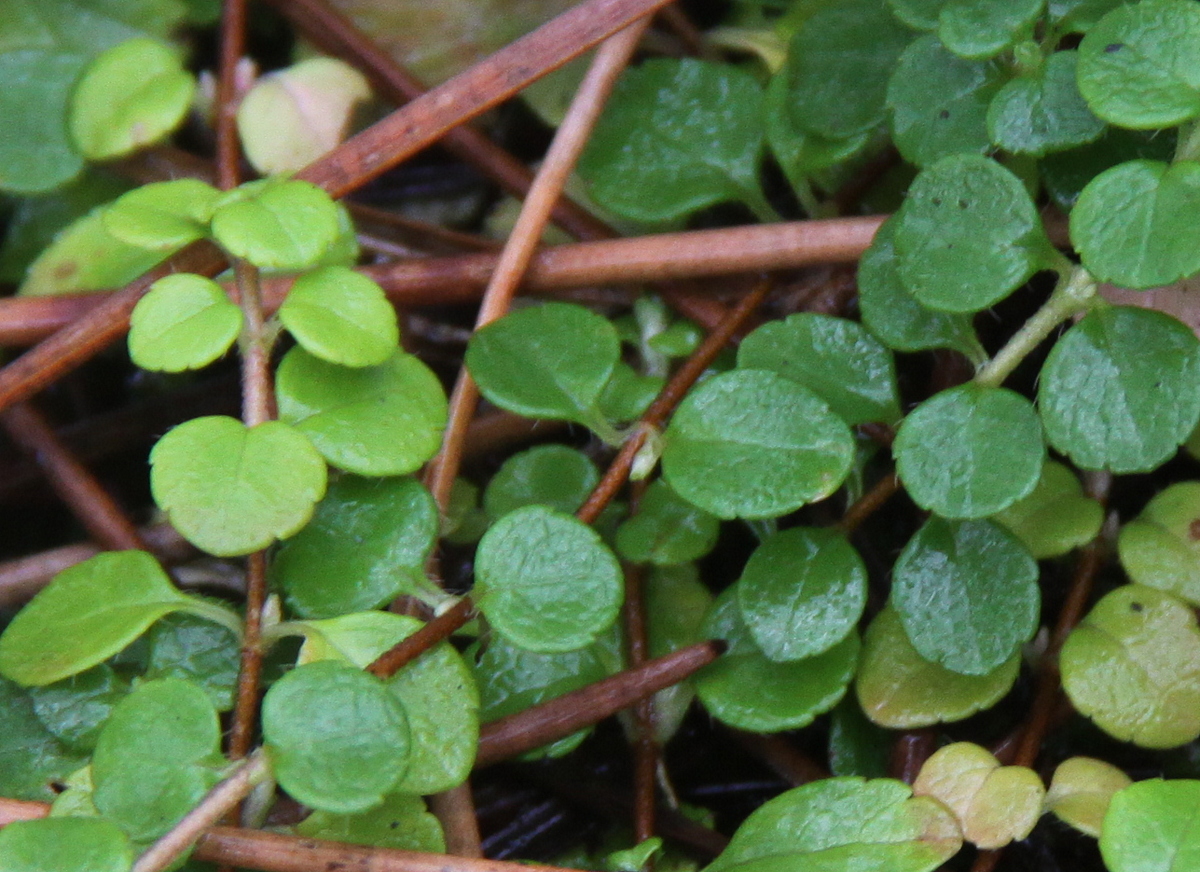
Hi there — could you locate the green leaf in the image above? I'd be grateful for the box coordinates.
[0,677,85,801]
[607,838,663,872]
[1044,757,1131,838]
[1061,585,1200,748]
[892,517,1039,675]
[1077,0,1200,129]
[937,0,1043,60]
[483,444,599,521]
[272,475,438,618]
[297,612,479,796]
[662,369,854,520]
[894,384,1045,518]
[829,698,890,778]
[263,660,410,814]
[986,51,1105,156]
[19,204,166,296]
[92,678,224,842]
[276,349,448,477]
[0,817,132,872]
[858,220,983,356]
[475,506,622,652]
[857,607,1021,728]
[911,742,1044,849]
[150,416,328,556]
[0,550,235,686]
[210,178,340,271]
[764,72,870,192]
[104,179,220,251]
[598,363,663,425]
[992,460,1103,559]
[1049,0,1125,33]
[1070,161,1200,289]
[1041,127,1175,211]
[128,274,242,372]
[780,0,914,139]
[889,0,949,29]
[735,527,866,662]
[0,0,186,193]
[1100,779,1200,871]
[465,302,620,428]
[738,313,901,426]
[279,266,399,367]
[645,565,712,743]
[28,665,128,753]
[706,777,962,872]
[1039,306,1200,472]
[69,37,194,160]
[1119,482,1200,606]
[578,58,773,222]
[615,478,719,566]
[295,793,445,854]
[473,633,612,759]
[893,155,1052,313]
[144,613,240,712]
[696,589,858,732]
[887,35,1005,167]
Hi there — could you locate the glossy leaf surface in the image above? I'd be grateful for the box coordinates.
[736,527,867,662]
[1039,306,1200,472]
[144,613,239,711]
[483,444,599,521]
[475,506,622,652]
[0,678,85,801]
[662,370,854,520]
[276,349,448,477]
[150,416,327,556]
[27,665,128,753]
[937,0,1042,60]
[986,51,1105,156]
[1062,585,1200,748]
[857,608,1020,728]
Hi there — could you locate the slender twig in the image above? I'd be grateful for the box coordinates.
[888,729,937,785]
[215,0,246,191]
[425,17,652,511]
[836,472,901,536]
[0,403,147,551]
[476,641,723,766]
[726,728,830,786]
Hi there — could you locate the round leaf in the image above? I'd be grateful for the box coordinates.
[662,369,854,520]
[736,527,867,662]
[1101,779,1200,872]
[1119,482,1200,605]
[263,660,410,813]
[937,0,1043,60]
[27,665,128,753]
[150,416,328,557]
[615,478,719,567]
[912,742,1045,849]
[858,220,983,356]
[272,475,438,618]
[104,179,220,251]
[279,266,399,367]
[0,550,207,686]
[144,613,240,712]
[297,612,479,796]
[986,51,1105,157]
[0,678,85,801]
[696,589,858,732]
[1039,306,1200,472]
[69,38,194,160]
[1041,127,1176,212]
[1045,757,1131,838]
[1077,0,1200,129]
[893,154,1052,313]
[707,777,962,872]
[894,384,1045,518]
[577,59,770,222]
[1061,585,1200,748]
[210,178,340,271]
[738,313,901,425]
[0,817,132,872]
[296,793,446,854]
[893,517,1039,675]
[1070,160,1200,289]
[128,273,243,372]
[483,444,599,521]
[475,506,622,653]
[465,302,620,426]
[276,348,448,477]
[92,678,223,842]
[856,607,1021,728]
[887,34,1004,167]
[765,73,870,189]
[992,460,1103,559]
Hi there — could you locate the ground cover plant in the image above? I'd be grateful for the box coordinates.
[3,0,1200,871]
